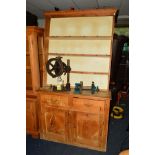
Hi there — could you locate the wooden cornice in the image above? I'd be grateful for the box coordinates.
[44,8,118,18]
[26,26,44,33]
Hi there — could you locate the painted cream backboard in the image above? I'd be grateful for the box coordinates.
[48,56,110,73]
[47,73,109,90]
[48,39,111,55]
[47,16,114,90]
[49,16,113,36]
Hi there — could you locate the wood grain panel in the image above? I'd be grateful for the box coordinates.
[26,38,29,54]
[71,98,105,114]
[41,108,68,143]
[26,113,35,131]
[71,111,100,147]
[40,94,68,107]
[50,16,113,36]
[102,99,110,150]
[43,17,50,87]
[37,36,44,54]
[26,70,32,90]
[26,27,44,91]
[26,98,38,132]
[26,55,31,67]
[48,39,111,55]
[39,90,111,151]
[29,33,40,91]
[39,55,43,70]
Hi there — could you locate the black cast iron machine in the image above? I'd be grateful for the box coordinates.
[46,56,71,91]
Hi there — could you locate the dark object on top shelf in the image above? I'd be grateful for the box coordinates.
[26,11,38,26]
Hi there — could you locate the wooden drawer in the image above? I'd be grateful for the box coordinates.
[72,97,105,114]
[40,94,68,107]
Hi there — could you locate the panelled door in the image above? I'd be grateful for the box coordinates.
[41,106,68,143]
[70,111,103,149]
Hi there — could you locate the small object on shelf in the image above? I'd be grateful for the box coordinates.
[50,84,53,91]
[91,81,96,94]
[74,83,82,94]
[56,77,66,91]
[91,81,95,94]
[80,81,83,92]
[50,77,65,92]
[52,85,57,91]
[57,76,63,91]
[74,81,99,94]
[66,59,71,91]
[65,83,70,91]
[96,86,99,92]
[54,7,60,11]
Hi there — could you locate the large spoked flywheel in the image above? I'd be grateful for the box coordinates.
[46,57,64,78]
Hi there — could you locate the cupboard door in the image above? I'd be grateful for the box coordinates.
[70,111,103,149]
[41,107,68,143]
[26,98,38,133]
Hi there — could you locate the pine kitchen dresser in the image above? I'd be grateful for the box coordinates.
[37,8,117,152]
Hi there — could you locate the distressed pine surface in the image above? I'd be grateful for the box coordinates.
[39,89,111,151]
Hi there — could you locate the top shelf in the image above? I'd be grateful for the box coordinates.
[46,36,112,40]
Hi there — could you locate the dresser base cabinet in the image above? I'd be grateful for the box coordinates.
[39,91,110,152]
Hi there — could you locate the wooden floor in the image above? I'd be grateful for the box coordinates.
[26,97,129,155]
